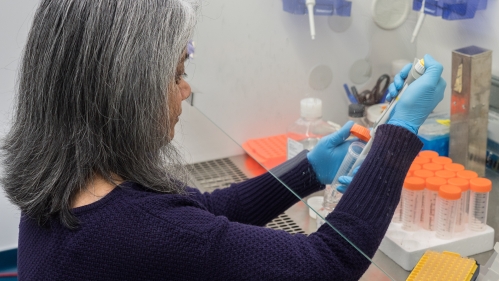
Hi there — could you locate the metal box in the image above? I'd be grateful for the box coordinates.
[490,75,499,110]
[449,46,492,176]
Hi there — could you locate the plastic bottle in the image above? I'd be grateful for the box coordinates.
[402,177,425,231]
[366,103,387,127]
[422,177,447,231]
[469,178,492,232]
[435,185,461,239]
[287,98,337,159]
[348,104,368,127]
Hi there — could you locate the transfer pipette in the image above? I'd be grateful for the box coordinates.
[306,0,316,39]
[349,58,426,171]
[411,0,426,43]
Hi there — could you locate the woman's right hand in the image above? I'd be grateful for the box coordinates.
[387,54,446,134]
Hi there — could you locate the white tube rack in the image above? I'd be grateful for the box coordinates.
[379,222,495,271]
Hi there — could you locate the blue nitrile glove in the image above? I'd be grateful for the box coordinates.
[307,121,356,185]
[386,54,446,134]
[336,166,360,193]
[386,63,412,102]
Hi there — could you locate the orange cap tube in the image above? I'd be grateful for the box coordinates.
[413,169,435,179]
[435,170,456,180]
[404,177,425,191]
[444,163,465,173]
[426,177,447,192]
[423,163,444,172]
[350,124,371,142]
[438,185,462,200]
[457,170,478,180]
[448,178,469,192]
[470,178,492,193]
[432,156,452,165]
[419,150,439,159]
[413,156,430,165]
[409,163,422,173]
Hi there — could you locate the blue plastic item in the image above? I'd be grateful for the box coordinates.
[412,0,487,20]
[343,84,357,104]
[282,0,352,17]
[487,139,499,173]
[0,248,17,281]
[417,112,449,156]
[418,134,449,156]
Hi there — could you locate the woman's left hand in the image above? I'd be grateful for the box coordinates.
[307,121,355,185]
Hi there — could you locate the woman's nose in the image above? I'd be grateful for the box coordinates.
[180,80,191,101]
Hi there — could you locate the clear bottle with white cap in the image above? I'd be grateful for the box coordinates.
[287,98,337,159]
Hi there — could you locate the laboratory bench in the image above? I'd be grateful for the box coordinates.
[189,154,499,281]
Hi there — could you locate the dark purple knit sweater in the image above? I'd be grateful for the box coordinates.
[17,125,422,280]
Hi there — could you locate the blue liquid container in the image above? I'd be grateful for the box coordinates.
[417,112,449,157]
[412,0,487,20]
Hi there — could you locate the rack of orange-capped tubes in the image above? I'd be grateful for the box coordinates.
[394,150,493,240]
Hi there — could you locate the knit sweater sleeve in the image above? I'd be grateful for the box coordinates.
[206,125,422,280]
[187,151,323,226]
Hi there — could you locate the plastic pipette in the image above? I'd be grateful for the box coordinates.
[411,0,426,43]
[306,0,316,39]
[349,58,426,171]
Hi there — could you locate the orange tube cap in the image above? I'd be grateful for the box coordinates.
[432,156,452,165]
[444,163,465,172]
[438,185,462,200]
[470,178,492,193]
[413,156,430,165]
[404,177,425,191]
[419,150,439,159]
[457,170,478,180]
[423,163,443,172]
[426,177,447,191]
[448,178,469,192]
[414,169,434,179]
[350,124,371,142]
[435,170,456,179]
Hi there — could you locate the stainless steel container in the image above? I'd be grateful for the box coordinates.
[449,46,492,177]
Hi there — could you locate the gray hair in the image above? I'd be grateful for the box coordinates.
[2,0,199,228]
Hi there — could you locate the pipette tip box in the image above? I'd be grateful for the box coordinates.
[407,250,479,281]
[379,222,494,271]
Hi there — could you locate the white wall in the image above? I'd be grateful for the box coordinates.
[0,1,38,251]
[183,0,418,150]
[1,0,499,249]
[178,0,499,160]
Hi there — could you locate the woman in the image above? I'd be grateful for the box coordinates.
[2,0,445,280]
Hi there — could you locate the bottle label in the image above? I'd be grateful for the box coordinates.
[287,138,304,160]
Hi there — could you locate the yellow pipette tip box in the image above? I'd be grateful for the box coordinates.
[407,250,479,281]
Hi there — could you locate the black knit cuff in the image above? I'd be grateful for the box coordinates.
[333,124,422,230]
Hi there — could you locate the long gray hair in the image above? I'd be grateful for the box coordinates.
[2,0,199,229]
